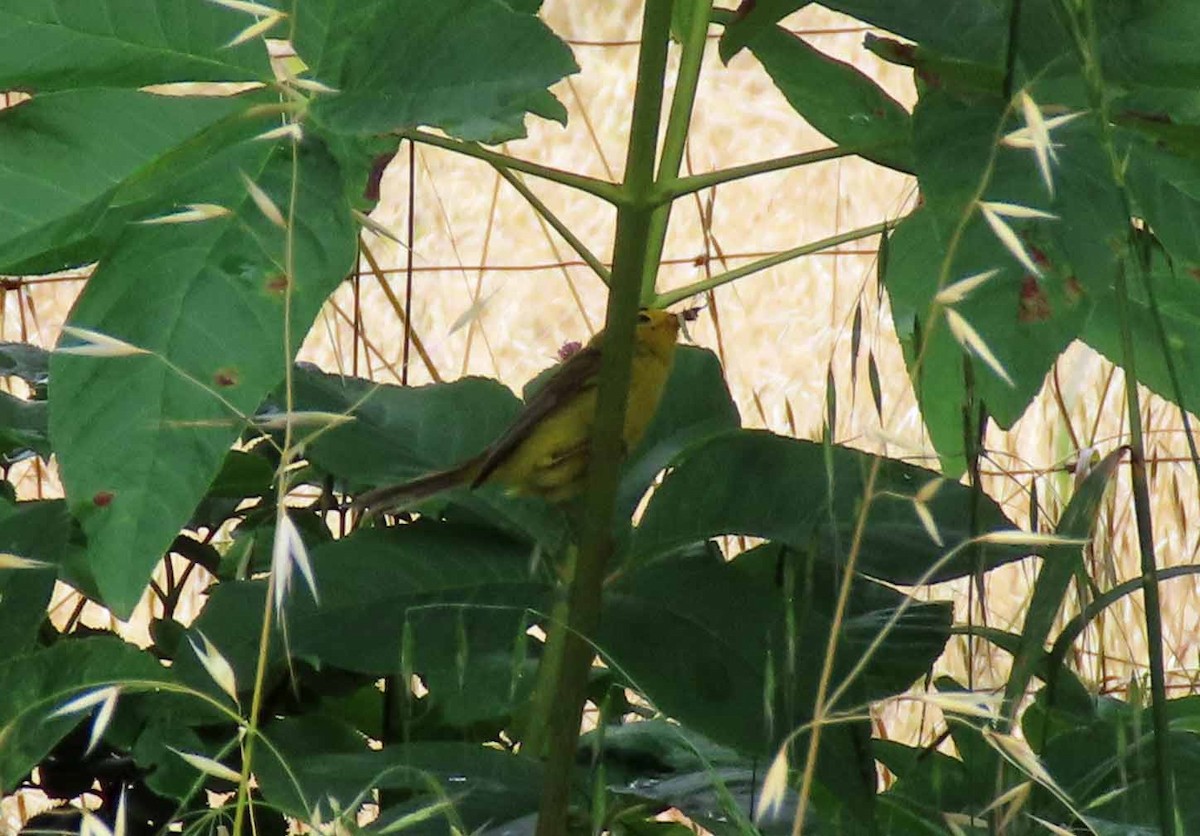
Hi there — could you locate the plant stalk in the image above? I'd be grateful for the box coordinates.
[533,3,674,833]
[400,129,624,204]
[1113,258,1178,833]
[655,220,893,307]
[493,166,613,284]
[641,0,714,298]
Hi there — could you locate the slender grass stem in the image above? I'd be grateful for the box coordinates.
[1060,0,1177,828]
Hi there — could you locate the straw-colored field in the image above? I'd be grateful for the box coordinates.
[4,1,1199,830]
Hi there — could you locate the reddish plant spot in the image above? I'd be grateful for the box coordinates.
[1065,275,1084,303]
[93,491,114,507]
[266,274,289,294]
[1018,275,1052,323]
[214,368,239,387]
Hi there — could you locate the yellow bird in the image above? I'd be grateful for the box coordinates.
[354,308,682,515]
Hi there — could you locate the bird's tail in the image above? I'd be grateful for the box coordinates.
[351,457,483,518]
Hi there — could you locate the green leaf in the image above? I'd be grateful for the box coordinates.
[883,209,1094,474]
[632,430,1024,584]
[1126,138,1200,265]
[1101,0,1200,89]
[1032,695,1200,832]
[0,90,251,273]
[615,346,740,531]
[819,0,1008,65]
[283,523,551,676]
[404,605,538,729]
[176,580,274,697]
[743,25,912,170]
[299,0,579,142]
[0,501,68,661]
[875,739,975,822]
[599,546,950,825]
[0,342,49,389]
[256,715,544,828]
[49,139,358,616]
[0,637,170,793]
[1082,236,1200,416]
[0,0,272,91]
[0,391,47,460]
[717,1,811,62]
[295,367,522,487]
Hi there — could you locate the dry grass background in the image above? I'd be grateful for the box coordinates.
[3,1,1199,830]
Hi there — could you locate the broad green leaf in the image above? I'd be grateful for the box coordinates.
[744,25,912,170]
[403,605,538,729]
[615,346,740,531]
[184,523,551,688]
[0,391,47,460]
[298,0,578,142]
[1033,695,1200,832]
[0,501,68,660]
[717,1,811,62]
[50,139,358,616]
[0,637,169,792]
[283,523,550,675]
[883,210,1094,474]
[632,430,1024,584]
[1082,237,1200,416]
[295,368,522,488]
[0,90,250,273]
[875,739,975,818]
[0,0,272,91]
[256,714,544,828]
[292,366,569,548]
[819,0,1008,65]
[586,719,744,780]
[175,581,275,697]
[599,546,949,824]
[1101,0,1200,88]
[0,342,49,389]
[1126,138,1200,265]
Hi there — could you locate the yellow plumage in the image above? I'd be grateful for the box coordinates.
[355,309,681,514]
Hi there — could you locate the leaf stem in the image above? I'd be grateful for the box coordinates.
[655,219,893,307]
[492,165,613,285]
[533,3,674,833]
[658,145,862,200]
[400,129,624,204]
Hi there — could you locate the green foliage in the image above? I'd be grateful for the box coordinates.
[0,0,1196,834]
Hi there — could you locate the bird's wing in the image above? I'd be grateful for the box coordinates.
[471,344,602,488]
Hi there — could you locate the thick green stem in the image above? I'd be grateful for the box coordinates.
[655,220,893,307]
[400,128,624,204]
[640,0,714,299]
[533,3,674,833]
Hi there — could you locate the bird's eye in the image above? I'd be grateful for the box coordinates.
[637,311,652,323]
